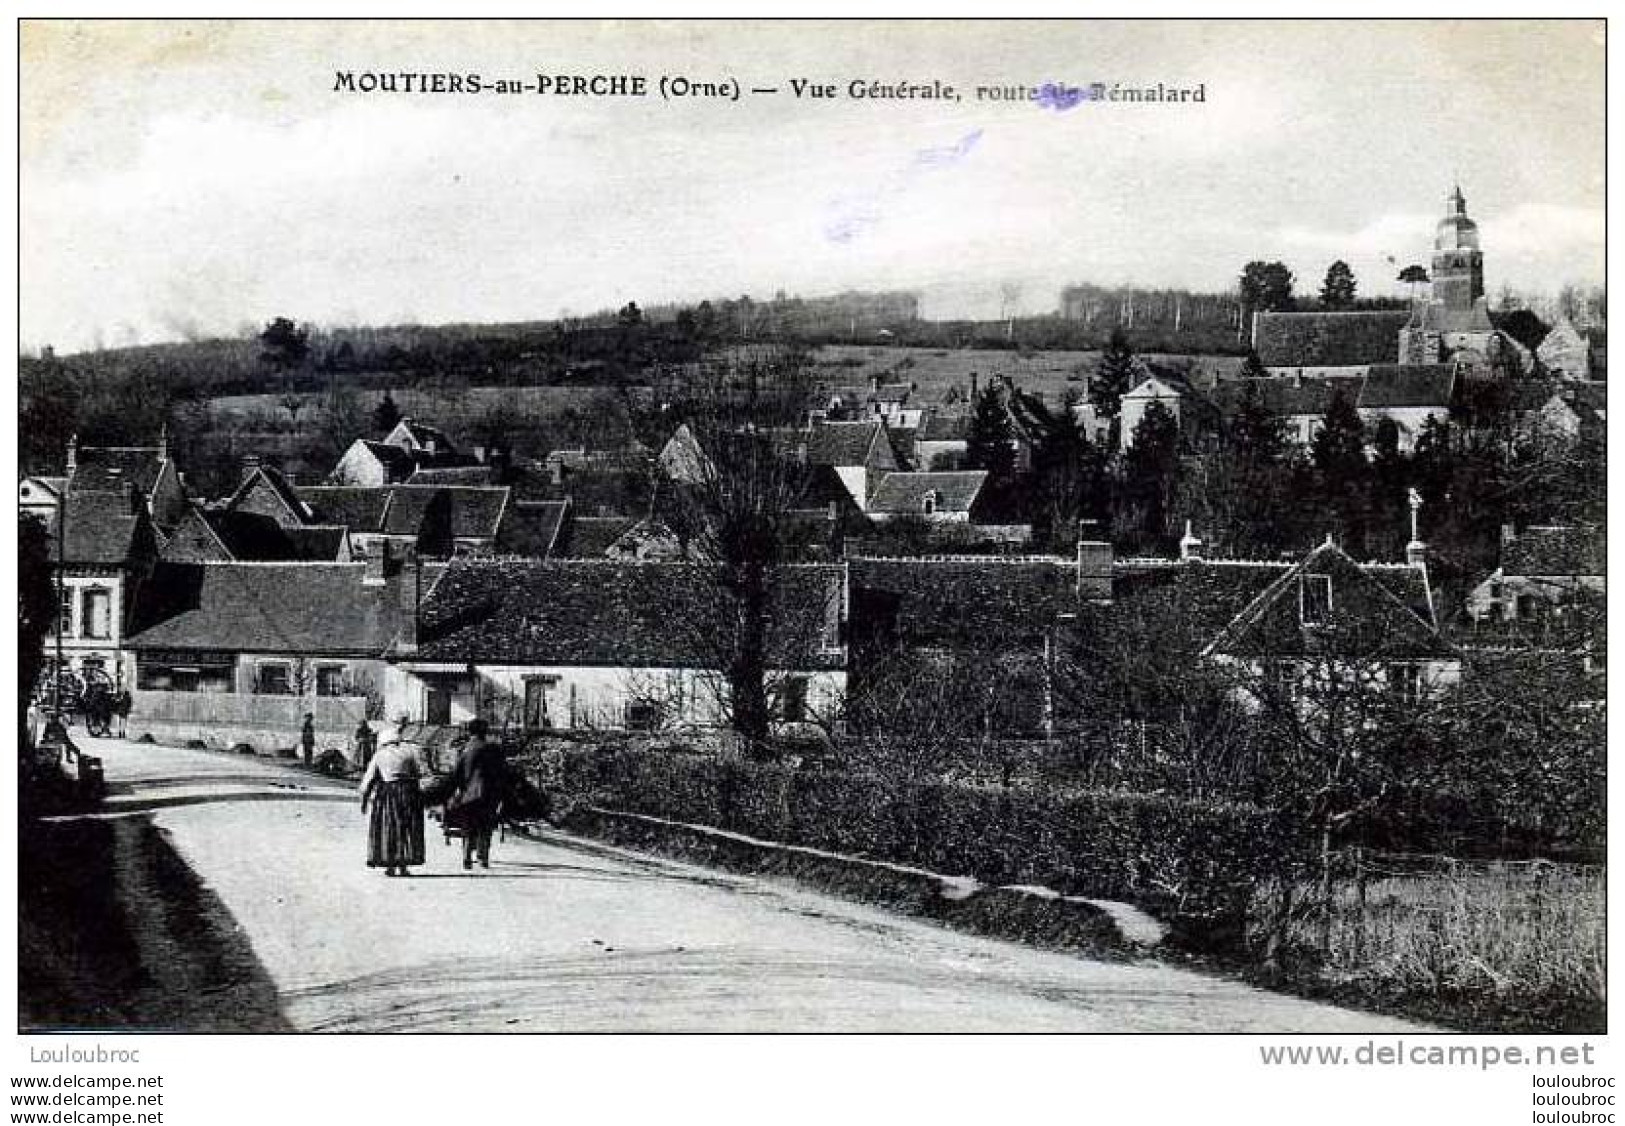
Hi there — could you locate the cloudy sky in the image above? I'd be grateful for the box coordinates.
[20,19,1605,354]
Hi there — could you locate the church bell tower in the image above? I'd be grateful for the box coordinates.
[1431,184,1484,313]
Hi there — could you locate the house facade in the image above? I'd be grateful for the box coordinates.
[122,557,419,756]
[42,487,160,692]
[1197,539,1459,709]
[1465,525,1605,624]
[387,559,847,734]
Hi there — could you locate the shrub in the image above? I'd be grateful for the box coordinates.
[313,749,351,777]
[231,743,256,756]
[543,744,1294,922]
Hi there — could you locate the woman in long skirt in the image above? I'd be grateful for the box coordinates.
[359,727,428,876]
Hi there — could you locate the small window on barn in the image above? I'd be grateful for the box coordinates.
[1299,574,1333,625]
[625,701,662,731]
[316,665,347,697]
[257,663,292,696]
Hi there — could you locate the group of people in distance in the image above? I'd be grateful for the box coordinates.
[359,718,511,877]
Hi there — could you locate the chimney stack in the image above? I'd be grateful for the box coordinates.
[1076,535,1113,601]
[1179,521,1203,562]
[1501,523,1518,548]
[66,433,78,475]
[363,539,389,586]
[395,550,420,654]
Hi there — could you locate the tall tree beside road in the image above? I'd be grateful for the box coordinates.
[654,348,820,751]
[19,513,55,736]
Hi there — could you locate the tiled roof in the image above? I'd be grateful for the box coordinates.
[379,486,510,540]
[172,509,349,562]
[205,510,297,560]
[804,420,886,468]
[1253,310,1408,368]
[868,471,986,514]
[225,465,313,523]
[127,562,412,654]
[414,559,844,669]
[295,485,509,540]
[850,556,1081,650]
[556,515,638,558]
[403,419,452,445]
[55,489,150,566]
[1201,543,1451,660]
[296,486,393,531]
[283,526,350,561]
[1503,526,1605,577]
[917,411,970,442]
[407,465,497,486]
[360,441,415,474]
[1109,559,1290,651]
[496,500,569,558]
[1358,365,1457,409]
[1209,375,1361,418]
[70,446,167,498]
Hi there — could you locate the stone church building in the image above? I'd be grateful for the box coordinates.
[1253,186,1523,379]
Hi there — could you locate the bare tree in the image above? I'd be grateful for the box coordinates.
[651,347,822,751]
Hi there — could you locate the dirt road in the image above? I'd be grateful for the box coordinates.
[40,736,1427,1033]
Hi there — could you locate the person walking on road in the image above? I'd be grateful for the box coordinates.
[353,718,376,770]
[112,689,132,738]
[359,726,428,877]
[444,719,509,871]
[300,713,316,766]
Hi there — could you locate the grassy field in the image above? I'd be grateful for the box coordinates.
[205,343,1248,429]
[205,383,623,429]
[813,344,1246,404]
[1250,857,1605,1032]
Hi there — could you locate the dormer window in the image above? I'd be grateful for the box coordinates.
[922,490,939,516]
[1299,574,1333,625]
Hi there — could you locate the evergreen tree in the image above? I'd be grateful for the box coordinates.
[1368,418,1410,556]
[371,390,402,436]
[965,383,1015,480]
[1015,390,1105,546]
[1311,389,1370,553]
[1319,261,1358,309]
[1228,379,1290,470]
[1090,329,1138,419]
[1120,401,1181,552]
[1410,415,1454,508]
